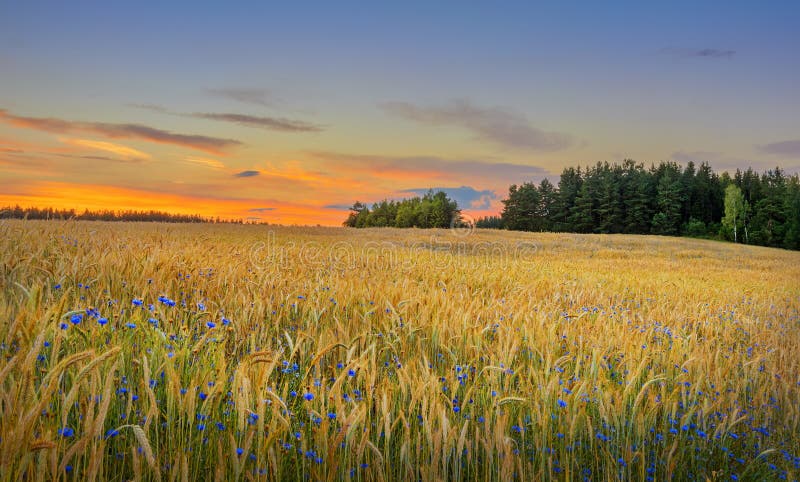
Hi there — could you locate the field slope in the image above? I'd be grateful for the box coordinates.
[1,221,798,481]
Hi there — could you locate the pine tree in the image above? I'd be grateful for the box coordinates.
[554,167,582,231]
[651,164,684,235]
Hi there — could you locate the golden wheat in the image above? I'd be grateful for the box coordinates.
[0,220,798,481]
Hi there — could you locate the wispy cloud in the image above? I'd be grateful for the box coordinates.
[207,87,273,106]
[669,150,781,173]
[757,140,800,158]
[234,170,260,178]
[57,153,130,162]
[60,138,151,161]
[308,151,550,183]
[0,108,242,154]
[129,103,323,133]
[661,47,736,59]
[400,186,498,209]
[190,112,323,132]
[248,207,276,212]
[182,156,226,170]
[670,150,720,163]
[379,99,573,151]
[127,103,169,114]
[323,203,355,210]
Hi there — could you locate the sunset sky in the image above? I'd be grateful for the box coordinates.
[1,1,799,225]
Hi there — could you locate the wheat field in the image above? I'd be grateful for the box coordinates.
[0,220,798,481]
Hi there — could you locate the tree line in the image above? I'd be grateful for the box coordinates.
[343,190,460,228]
[476,160,800,250]
[0,206,252,224]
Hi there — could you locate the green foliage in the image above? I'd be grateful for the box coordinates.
[497,162,798,250]
[0,205,236,223]
[475,215,503,229]
[721,185,749,243]
[652,163,684,235]
[683,218,707,238]
[342,190,461,229]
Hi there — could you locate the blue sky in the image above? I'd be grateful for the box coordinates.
[1,1,798,223]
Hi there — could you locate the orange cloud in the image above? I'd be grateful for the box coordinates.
[182,156,226,169]
[60,138,151,160]
[0,109,241,155]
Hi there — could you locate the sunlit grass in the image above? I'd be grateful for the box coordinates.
[1,220,798,481]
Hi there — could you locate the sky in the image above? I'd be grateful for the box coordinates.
[1,1,799,225]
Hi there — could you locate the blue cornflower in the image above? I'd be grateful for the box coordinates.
[70,314,82,325]
[303,393,314,401]
[132,299,143,307]
[206,321,216,329]
[236,448,244,456]
[58,427,75,438]
[60,323,68,330]
[557,399,567,408]
[348,369,356,377]
[453,406,460,413]
[105,429,119,439]
[199,392,207,401]
[222,317,230,326]
[197,424,205,431]
[328,412,337,420]
[125,323,136,329]
[54,284,61,290]
[97,317,108,326]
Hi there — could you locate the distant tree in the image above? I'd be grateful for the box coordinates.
[651,163,684,235]
[569,172,598,233]
[501,183,539,231]
[749,168,786,247]
[595,163,624,233]
[0,205,223,223]
[342,191,460,229]
[537,178,558,231]
[622,160,654,234]
[343,201,367,227]
[553,167,582,231]
[721,184,749,243]
[782,176,800,250]
[475,215,503,229]
[338,162,797,250]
